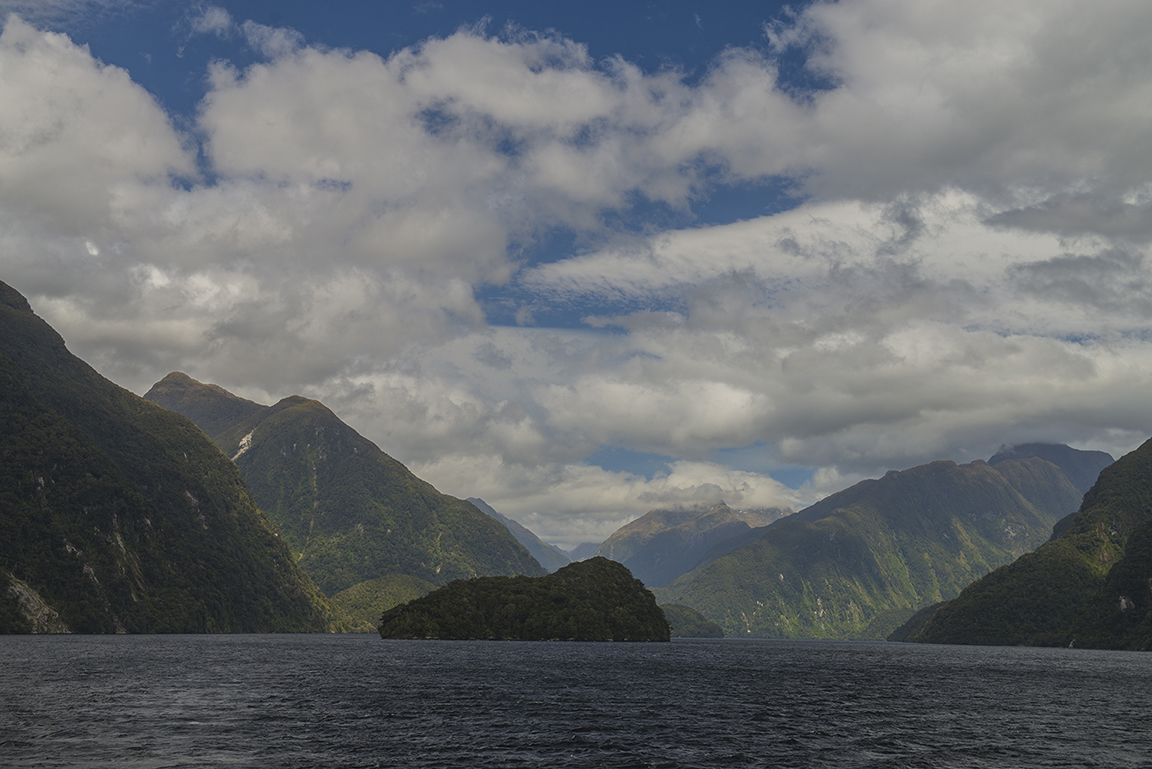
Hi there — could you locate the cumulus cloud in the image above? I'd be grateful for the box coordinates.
[3,3,1152,543]
[0,17,193,230]
[407,453,799,549]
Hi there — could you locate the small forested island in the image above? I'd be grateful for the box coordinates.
[378,557,670,641]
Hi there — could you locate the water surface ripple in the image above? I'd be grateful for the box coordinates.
[2,635,1151,767]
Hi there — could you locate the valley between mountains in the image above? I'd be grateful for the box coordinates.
[4,279,1152,648]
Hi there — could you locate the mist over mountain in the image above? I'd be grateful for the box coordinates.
[656,454,1092,639]
[144,372,546,627]
[0,281,336,633]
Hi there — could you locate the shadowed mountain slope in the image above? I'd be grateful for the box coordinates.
[146,372,265,442]
[596,504,789,583]
[989,442,1113,496]
[567,542,602,561]
[0,281,336,633]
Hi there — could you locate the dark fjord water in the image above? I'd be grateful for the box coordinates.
[2,635,1151,768]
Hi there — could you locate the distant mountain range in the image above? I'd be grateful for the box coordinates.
[467,498,571,572]
[0,281,337,633]
[567,542,602,561]
[650,449,1111,639]
[897,438,1152,649]
[144,372,546,628]
[596,503,789,587]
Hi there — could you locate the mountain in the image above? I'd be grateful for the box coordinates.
[567,543,602,561]
[143,372,546,626]
[603,503,790,587]
[661,604,724,638]
[989,442,1114,496]
[903,439,1152,649]
[597,507,706,563]
[467,498,571,572]
[144,372,265,441]
[328,573,436,632]
[377,557,669,641]
[596,504,789,580]
[0,281,336,633]
[655,455,1089,639]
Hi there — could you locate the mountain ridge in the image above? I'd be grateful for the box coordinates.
[143,371,546,627]
[0,281,337,633]
[467,498,571,573]
[656,454,1093,639]
[903,438,1152,648]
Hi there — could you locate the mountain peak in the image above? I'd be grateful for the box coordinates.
[0,281,33,313]
[144,372,266,441]
[989,442,1114,495]
[0,284,337,633]
[145,374,547,623]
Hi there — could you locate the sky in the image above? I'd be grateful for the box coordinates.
[3,0,1152,549]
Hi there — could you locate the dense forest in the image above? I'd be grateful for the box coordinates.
[378,558,670,641]
[0,281,337,633]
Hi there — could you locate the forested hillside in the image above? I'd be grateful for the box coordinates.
[0,281,337,633]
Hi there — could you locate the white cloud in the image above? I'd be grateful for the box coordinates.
[239,20,304,59]
[4,4,1152,545]
[0,16,194,238]
[189,6,232,37]
[407,453,798,549]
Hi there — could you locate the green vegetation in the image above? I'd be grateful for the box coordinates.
[909,438,1152,649]
[330,573,437,631]
[144,373,546,598]
[661,604,723,638]
[886,602,946,643]
[0,281,337,633]
[378,558,670,641]
[656,458,1086,639]
[146,372,265,441]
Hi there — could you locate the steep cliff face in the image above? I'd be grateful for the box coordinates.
[0,281,337,633]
